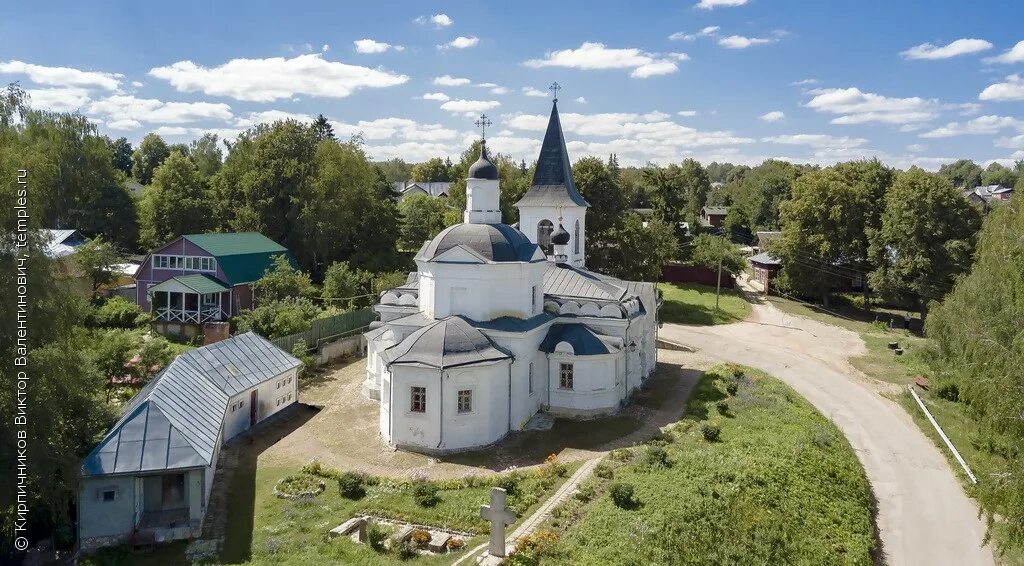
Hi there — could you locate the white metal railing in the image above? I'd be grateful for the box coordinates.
[154,306,223,324]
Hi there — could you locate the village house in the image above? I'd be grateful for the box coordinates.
[78,333,301,552]
[133,232,296,337]
[700,206,728,228]
[963,184,1015,212]
[393,181,452,201]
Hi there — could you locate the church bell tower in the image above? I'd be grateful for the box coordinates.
[464,114,501,225]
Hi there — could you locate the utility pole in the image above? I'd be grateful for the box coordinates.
[715,256,723,310]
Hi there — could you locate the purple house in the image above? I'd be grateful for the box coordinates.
[135,233,295,330]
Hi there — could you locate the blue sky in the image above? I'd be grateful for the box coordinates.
[3,0,1024,169]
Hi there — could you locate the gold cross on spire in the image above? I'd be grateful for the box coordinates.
[549,81,561,102]
[474,114,492,141]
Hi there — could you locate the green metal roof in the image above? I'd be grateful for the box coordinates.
[152,274,230,294]
[183,232,296,284]
[183,232,287,256]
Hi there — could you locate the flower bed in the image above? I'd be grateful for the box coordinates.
[273,474,325,500]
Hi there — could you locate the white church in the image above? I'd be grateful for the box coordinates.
[364,97,659,454]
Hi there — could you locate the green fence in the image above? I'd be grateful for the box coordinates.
[271,307,377,353]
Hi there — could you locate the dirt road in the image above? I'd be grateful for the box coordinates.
[658,289,992,566]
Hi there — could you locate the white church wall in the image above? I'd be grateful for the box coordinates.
[482,326,551,430]
[418,261,546,322]
[546,352,623,416]
[439,363,509,450]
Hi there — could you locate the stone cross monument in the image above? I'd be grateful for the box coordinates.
[479,487,516,557]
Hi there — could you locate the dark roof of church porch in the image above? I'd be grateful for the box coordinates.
[382,316,512,369]
[515,101,590,208]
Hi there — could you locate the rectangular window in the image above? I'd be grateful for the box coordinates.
[154,255,168,269]
[457,389,472,413]
[100,488,117,502]
[528,362,534,394]
[410,386,426,413]
[200,257,215,272]
[559,363,574,390]
[531,286,537,312]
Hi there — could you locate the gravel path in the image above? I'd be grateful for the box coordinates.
[658,280,993,566]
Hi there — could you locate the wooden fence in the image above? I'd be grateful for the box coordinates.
[271,307,377,353]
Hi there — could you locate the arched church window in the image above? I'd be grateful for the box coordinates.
[537,220,554,254]
[574,219,580,255]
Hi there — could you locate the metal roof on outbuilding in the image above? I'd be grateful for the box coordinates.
[81,332,300,477]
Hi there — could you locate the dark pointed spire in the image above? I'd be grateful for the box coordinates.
[515,98,590,208]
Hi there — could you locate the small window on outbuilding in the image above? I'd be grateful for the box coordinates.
[99,488,117,502]
[411,386,426,413]
[559,363,574,389]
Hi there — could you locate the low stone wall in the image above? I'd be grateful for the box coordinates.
[318,334,366,365]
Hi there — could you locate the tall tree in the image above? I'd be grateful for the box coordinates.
[411,157,452,183]
[139,151,211,248]
[188,132,223,179]
[729,159,799,232]
[980,162,1017,188]
[644,159,711,241]
[251,254,317,303]
[321,261,373,308]
[926,194,1024,551]
[398,193,453,250]
[776,160,892,306]
[131,133,170,185]
[868,167,981,318]
[937,159,983,190]
[75,236,123,297]
[574,156,626,236]
[312,113,336,142]
[376,158,414,183]
[108,136,133,176]
[603,214,678,281]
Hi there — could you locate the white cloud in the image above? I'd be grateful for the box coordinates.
[234,110,314,129]
[417,13,453,27]
[792,78,819,86]
[979,74,1024,101]
[677,110,698,117]
[25,87,91,112]
[906,143,927,152]
[0,60,123,90]
[669,26,720,41]
[131,81,144,88]
[87,95,233,125]
[919,115,1024,138]
[332,117,459,142]
[901,38,992,60]
[995,134,1024,149]
[148,54,408,102]
[804,87,940,124]
[759,110,785,122]
[762,134,868,148]
[575,96,587,104]
[322,44,330,53]
[354,39,403,53]
[524,42,687,78]
[107,119,142,130]
[522,87,547,97]
[984,40,1024,64]
[507,111,752,148]
[433,75,472,86]
[477,83,508,94]
[718,35,777,49]
[440,36,479,49]
[695,0,748,9]
[439,99,501,113]
[421,92,450,101]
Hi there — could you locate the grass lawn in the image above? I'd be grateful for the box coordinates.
[531,365,876,566]
[658,282,751,325]
[768,296,1024,565]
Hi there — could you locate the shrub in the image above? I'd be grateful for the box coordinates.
[716,400,730,415]
[494,473,520,496]
[725,381,739,396]
[366,522,388,552]
[609,448,632,462]
[291,339,317,378]
[273,474,325,499]
[610,482,636,508]
[574,479,598,503]
[508,530,562,564]
[337,471,366,499]
[412,481,440,507]
[936,382,959,402]
[701,423,721,442]
[541,453,568,478]
[394,539,417,560]
[594,462,614,479]
[410,529,431,547]
[447,537,466,550]
[90,296,149,329]
[643,445,670,469]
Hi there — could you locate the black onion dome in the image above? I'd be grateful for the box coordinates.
[468,142,499,181]
[551,223,570,245]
